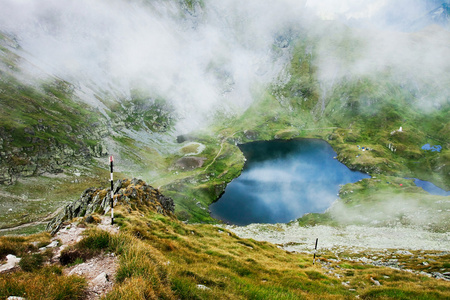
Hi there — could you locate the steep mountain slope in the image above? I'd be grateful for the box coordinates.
[268,23,450,188]
[1,180,448,299]
[0,29,177,185]
[0,0,448,229]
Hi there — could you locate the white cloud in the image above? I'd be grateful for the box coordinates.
[0,0,447,133]
[0,0,308,133]
[305,0,388,20]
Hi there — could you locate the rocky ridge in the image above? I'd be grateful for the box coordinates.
[46,178,175,235]
[1,178,175,299]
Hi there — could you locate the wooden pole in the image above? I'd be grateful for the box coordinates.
[313,238,318,265]
[110,155,114,225]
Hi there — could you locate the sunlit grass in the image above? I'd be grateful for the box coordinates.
[1,195,449,299]
[99,204,450,299]
[0,232,51,260]
[0,266,86,300]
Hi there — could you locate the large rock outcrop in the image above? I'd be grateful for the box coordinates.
[46,178,175,235]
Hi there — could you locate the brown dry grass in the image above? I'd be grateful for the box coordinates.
[0,266,86,299]
[1,202,449,299]
[0,232,51,260]
[108,205,450,299]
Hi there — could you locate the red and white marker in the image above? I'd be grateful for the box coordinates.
[109,155,114,225]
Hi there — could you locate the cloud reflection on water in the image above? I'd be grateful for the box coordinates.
[210,139,370,225]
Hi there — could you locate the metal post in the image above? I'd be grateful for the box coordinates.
[110,155,114,225]
[313,238,318,265]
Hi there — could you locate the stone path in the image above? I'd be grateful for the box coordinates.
[0,216,120,300]
[53,217,119,300]
[64,254,118,299]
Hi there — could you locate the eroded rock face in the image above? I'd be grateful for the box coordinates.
[46,178,175,235]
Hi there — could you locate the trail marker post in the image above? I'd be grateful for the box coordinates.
[313,238,318,265]
[110,155,114,225]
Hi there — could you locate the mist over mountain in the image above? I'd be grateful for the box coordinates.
[0,0,448,189]
[306,0,450,31]
[413,1,450,30]
[0,0,307,132]
[1,4,449,298]
[0,0,448,133]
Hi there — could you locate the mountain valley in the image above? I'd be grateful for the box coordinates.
[0,0,449,298]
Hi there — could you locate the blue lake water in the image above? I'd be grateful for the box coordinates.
[209,139,370,225]
[412,179,450,196]
[421,144,442,152]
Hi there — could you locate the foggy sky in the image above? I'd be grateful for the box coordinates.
[0,0,448,132]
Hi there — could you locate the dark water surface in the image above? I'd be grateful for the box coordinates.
[209,139,370,225]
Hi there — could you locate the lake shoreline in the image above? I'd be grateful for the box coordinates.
[210,138,370,225]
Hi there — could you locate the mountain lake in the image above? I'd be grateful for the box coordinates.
[209,139,371,225]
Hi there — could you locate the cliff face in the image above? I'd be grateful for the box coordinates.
[46,178,175,235]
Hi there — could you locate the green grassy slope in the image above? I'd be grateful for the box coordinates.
[148,22,450,223]
[1,194,448,299]
[270,26,449,188]
[162,23,449,226]
[0,16,448,227]
[0,32,106,184]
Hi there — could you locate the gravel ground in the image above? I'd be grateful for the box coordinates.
[53,217,120,300]
[221,223,450,253]
[65,254,118,300]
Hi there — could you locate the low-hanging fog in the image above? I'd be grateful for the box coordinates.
[1,0,449,133]
[0,0,307,132]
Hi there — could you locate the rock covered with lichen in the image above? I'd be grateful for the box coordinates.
[46,178,174,235]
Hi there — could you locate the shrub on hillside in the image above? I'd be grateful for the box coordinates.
[77,230,111,251]
[18,253,44,272]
